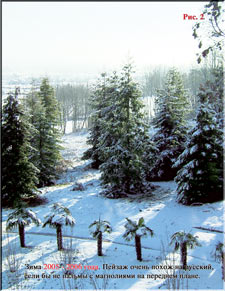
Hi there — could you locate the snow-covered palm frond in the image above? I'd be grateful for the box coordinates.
[123,229,134,241]
[89,218,112,238]
[6,208,41,231]
[103,222,113,233]
[92,230,101,239]
[137,217,154,237]
[125,218,137,231]
[51,203,71,215]
[123,217,154,241]
[43,203,75,228]
[42,214,55,228]
[123,218,138,241]
[137,217,145,228]
[185,233,201,249]
[170,231,201,251]
[43,214,75,228]
[170,231,185,250]
[141,225,154,238]
[89,220,99,230]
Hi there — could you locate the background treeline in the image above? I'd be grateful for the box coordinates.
[141,51,223,120]
[55,84,90,133]
[54,52,222,131]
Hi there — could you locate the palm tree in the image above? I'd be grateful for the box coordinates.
[89,218,112,256]
[170,231,201,270]
[42,203,75,250]
[6,207,41,248]
[123,217,154,261]
[212,242,225,281]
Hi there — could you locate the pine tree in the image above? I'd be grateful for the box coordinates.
[97,71,122,166]
[173,91,223,205]
[23,83,44,173]
[32,78,62,187]
[2,89,39,207]
[39,78,60,127]
[35,103,55,187]
[149,68,189,181]
[82,73,110,169]
[198,65,223,128]
[99,64,155,197]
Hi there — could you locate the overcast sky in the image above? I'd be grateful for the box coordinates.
[3,1,206,78]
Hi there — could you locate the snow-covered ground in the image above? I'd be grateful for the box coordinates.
[2,131,224,291]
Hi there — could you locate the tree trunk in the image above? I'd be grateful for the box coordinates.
[125,74,131,194]
[63,119,66,134]
[97,232,103,256]
[135,235,142,261]
[124,179,130,194]
[56,225,63,250]
[63,108,67,134]
[18,224,25,247]
[181,242,187,270]
[222,252,225,282]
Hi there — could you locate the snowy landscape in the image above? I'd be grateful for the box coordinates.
[2,2,224,291]
[2,128,224,290]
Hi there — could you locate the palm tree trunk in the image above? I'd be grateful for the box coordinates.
[135,235,142,261]
[181,242,187,270]
[222,251,225,282]
[97,232,103,256]
[18,224,25,247]
[56,225,63,250]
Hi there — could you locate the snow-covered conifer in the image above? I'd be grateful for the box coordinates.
[82,73,112,169]
[32,79,62,186]
[149,68,189,181]
[39,78,60,127]
[198,66,223,128]
[174,96,223,205]
[99,63,155,196]
[2,89,39,207]
[23,85,45,175]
